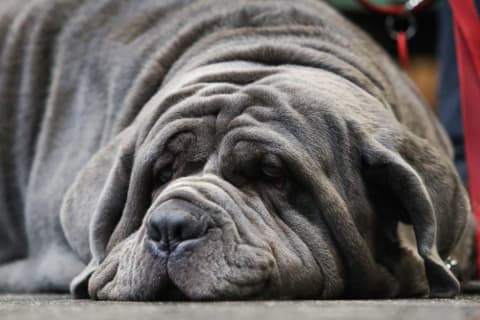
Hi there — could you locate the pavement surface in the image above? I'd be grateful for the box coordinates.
[1,295,480,320]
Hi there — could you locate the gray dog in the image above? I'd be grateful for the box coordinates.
[0,0,475,300]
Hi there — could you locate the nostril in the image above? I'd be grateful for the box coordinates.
[146,210,206,252]
[170,222,182,242]
[168,213,203,241]
[146,216,163,242]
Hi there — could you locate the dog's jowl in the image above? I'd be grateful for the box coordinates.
[0,0,474,300]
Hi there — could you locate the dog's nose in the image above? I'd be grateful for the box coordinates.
[146,211,206,252]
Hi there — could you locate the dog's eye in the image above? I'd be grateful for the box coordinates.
[260,154,286,189]
[157,163,174,184]
[151,160,176,200]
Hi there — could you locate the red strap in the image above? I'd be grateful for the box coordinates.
[357,0,406,14]
[449,0,480,277]
[356,0,433,15]
[396,32,409,69]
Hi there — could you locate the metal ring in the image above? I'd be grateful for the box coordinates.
[405,0,424,11]
[385,12,417,40]
[444,256,459,276]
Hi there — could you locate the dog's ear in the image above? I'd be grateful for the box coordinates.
[362,130,470,298]
[60,128,138,298]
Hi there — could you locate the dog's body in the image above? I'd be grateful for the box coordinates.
[0,0,473,300]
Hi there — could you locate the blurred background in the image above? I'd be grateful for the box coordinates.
[331,0,439,110]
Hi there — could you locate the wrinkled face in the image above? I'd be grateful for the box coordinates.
[84,64,405,300]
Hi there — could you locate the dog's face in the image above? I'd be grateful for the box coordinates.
[61,63,467,300]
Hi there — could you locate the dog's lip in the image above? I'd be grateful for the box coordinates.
[144,237,205,301]
[146,236,207,257]
[140,239,191,301]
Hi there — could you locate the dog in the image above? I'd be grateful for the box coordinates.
[0,0,474,300]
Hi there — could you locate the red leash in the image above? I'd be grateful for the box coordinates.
[449,0,480,277]
[357,0,434,69]
[396,32,409,68]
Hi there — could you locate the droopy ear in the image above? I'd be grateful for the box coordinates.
[60,128,136,298]
[362,131,470,298]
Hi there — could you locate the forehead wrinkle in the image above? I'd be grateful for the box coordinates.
[195,82,242,97]
[137,117,211,167]
[214,91,253,139]
[143,92,242,150]
[135,82,209,144]
[213,82,300,153]
[243,82,311,133]
[219,115,307,169]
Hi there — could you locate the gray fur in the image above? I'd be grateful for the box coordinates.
[0,0,472,300]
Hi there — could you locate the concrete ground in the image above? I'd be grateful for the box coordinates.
[1,295,480,320]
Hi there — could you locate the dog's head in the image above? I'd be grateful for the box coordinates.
[61,61,469,300]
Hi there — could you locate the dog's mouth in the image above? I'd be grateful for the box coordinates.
[141,240,188,301]
[155,277,189,301]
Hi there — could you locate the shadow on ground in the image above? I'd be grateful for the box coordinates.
[1,295,480,320]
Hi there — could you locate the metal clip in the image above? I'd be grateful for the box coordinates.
[385,12,417,40]
[445,256,460,277]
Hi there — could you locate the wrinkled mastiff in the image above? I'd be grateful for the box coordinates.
[0,0,475,300]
